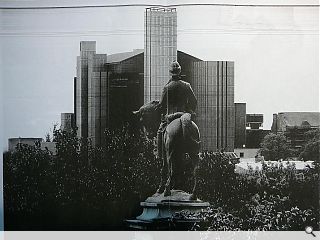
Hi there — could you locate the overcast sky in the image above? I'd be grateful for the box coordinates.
[0,0,319,149]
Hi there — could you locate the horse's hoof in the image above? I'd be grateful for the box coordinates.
[163,189,171,197]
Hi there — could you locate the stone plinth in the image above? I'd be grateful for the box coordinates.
[125,190,210,230]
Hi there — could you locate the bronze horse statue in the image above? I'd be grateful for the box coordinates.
[133,100,201,200]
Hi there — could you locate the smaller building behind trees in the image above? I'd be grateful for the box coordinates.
[271,112,320,151]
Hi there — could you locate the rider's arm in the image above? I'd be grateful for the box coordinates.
[158,86,168,114]
[186,83,197,112]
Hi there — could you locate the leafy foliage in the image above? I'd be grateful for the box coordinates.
[259,133,293,161]
[177,195,317,231]
[299,129,320,165]
[176,156,319,231]
[3,126,319,230]
[4,125,160,230]
[196,152,240,208]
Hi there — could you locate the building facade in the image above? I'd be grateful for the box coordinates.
[8,138,43,152]
[74,47,144,146]
[271,112,320,133]
[61,113,75,132]
[246,114,263,129]
[75,41,108,146]
[245,113,269,148]
[8,137,57,155]
[234,103,246,148]
[144,7,177,103]
[73,8,237,150]
[87,54,108,146]
[105,50,144,129]
[177,51,202,82]
[76,41,96,140]
[190,61,235,151]
[271,112,320,150]
[73,45,236,151]
[245,129,270,148]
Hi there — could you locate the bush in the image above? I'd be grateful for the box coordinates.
[177,194,317,231]
[3,126,319,230]
[177,152,319,231]
[4,124,161,230]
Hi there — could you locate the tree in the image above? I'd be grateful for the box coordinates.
[45,132,51,142]
[4,123,160,230]
[299,129,320,164]
[259,133,292,161]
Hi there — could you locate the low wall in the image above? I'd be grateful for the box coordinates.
[234,148,259,159]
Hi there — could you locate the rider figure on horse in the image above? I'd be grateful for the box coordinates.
[157,61,198,161]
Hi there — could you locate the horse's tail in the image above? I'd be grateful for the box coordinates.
[180,113,201,152]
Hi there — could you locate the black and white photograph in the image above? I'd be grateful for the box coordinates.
[0,0,319,236]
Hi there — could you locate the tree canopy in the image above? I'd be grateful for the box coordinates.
[299,129,320,163]
[259,133,292,161]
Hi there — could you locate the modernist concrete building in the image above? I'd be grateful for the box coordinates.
[234,103,246,148]
[190,61,235,151]
[75,46,145,146]
[88,54,108,146]
[74,46,236,151]
[75,41,107,146]
[144,7,177,103]
[105,50,236,151]
[271,112,320,133]
[73,8,236,151]
[246,114,263,129]
[245,129,270,148]
[76,41,96,140]
[8,137,57,155]
[61,113,75,132]
[245,114,270,148]
[105,49,144,129]
[8,137,43,152]
[271,112,320,150]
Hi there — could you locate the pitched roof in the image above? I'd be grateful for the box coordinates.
[106,49,203,64]
[277,112,320,130]
[177,50,203,61]
[107,49,144,63]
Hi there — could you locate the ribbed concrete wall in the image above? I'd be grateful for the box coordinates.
[88,54,107,146]
[190,61,235,151]
[76,41,96,140]
[61,113,75,132]
[235,103,246,148]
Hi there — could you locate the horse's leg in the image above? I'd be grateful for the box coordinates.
[171,150,183,190]
[189,152,200,201]
[156,157,167,194]
[156,125,166,194]
[163,141,173,197]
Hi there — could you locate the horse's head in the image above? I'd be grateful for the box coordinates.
[132,100,161,138]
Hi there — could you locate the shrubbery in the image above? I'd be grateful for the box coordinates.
[3,126,319,230]
[177,197,317,231]
[4,125,161,230]
[177,153,319,231]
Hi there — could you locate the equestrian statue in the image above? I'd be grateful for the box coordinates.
[133,61,201,201]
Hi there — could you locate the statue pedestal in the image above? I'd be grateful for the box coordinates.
[125,190,210,230]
